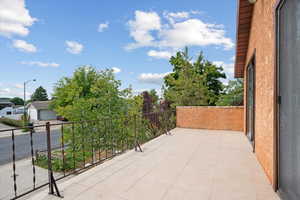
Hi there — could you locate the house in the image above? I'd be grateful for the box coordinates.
[235,0,300,199]
[14,106,25,114]
[0,106,26,119]
[27,101,57,121]
[0,98,14,110]
[0,107,14,117]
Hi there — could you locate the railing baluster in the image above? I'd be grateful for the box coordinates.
[134,115,137,151]
[72,123,76,171]
[91,122,95,164]
[105,119,108,159]
[29,129,36,189]
[61,124,66,177]
[111,118,114,157]
[117,118,119,154]
[121,118,124,153]
[98,121,101,162]
[126,119,129,150]
[81,123,85,167]
[11,130,17,198]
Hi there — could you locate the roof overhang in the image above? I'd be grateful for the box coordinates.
[234,0,254,78]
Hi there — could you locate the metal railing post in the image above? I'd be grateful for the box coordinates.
[134,115,137,151]
[46,122,62,198]
[46,122,54,194]
[11,130,18,198]
[30,129,36,189]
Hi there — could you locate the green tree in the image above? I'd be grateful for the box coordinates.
[164,47,226,106]
[31,86,49,101]
[164,59,209,108]
[193,53,226,104]
[216,79,244,106]
[10,97,24,105]
[49,66,151,169]
[51,66,131,121]
[35,66,175,171]
[149,89,159,106]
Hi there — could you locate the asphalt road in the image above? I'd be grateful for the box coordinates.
[0,130,61,165]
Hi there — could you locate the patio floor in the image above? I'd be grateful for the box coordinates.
[28,128,280,200]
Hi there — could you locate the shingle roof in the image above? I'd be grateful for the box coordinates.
[29,101,52,110]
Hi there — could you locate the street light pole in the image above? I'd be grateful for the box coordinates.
[23,79,36,125]
[23,82,26,125]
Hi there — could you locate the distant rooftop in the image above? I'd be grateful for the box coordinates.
[28,101,52,110]
[0,98,13,105]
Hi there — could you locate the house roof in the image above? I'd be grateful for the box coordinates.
[29,101,52,110]
[234,0,254,78]
[0,98,13,105]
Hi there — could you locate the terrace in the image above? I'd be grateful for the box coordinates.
[28,128,279,200]
[21,107,280,200]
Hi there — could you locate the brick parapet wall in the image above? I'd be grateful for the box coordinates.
[176,106,244,132]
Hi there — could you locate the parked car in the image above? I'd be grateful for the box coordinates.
[57,116,68,121]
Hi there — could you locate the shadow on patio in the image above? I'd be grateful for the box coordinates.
[28,128,279,200]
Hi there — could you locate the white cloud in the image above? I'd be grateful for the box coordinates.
[0,87,30,98]
[20,61,60,68]
[133,88,162,97]
[98,22,109,32]
[167,12,189,19]
[0,0,37,37]
[126,11,234,53]
[14,84,23,89]
[213,61,234,83]
[190,10,202,15]
[1,88,10,93]
[159,19,234,50]
[213,61,234,74]
[112,67,121,73]
[12,39,37,52]
[65,40,83,54]
[163,11,190,24]
[138,72,170,85]
[147,50,172,59]
[126,11,161,50]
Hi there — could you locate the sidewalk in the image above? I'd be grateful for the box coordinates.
[27,128,280,200]
[0,158,62,200]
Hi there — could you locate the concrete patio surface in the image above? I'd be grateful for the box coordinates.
[27,128,280,200]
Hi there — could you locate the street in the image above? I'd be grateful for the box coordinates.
[0,130,61,165]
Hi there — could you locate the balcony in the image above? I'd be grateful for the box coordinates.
[28,128,279,200]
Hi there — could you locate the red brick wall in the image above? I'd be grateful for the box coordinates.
[244,0,277,186]
[176,106,244,131]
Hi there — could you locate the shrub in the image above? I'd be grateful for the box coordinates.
[0,117,24,127]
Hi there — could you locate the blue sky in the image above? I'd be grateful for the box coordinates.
[0,0,237,98]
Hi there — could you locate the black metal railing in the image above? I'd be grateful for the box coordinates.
[0,111,175,200]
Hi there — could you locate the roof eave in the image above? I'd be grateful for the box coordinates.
[234,0,254,78]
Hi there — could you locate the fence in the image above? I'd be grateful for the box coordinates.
[0,111,175,200]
